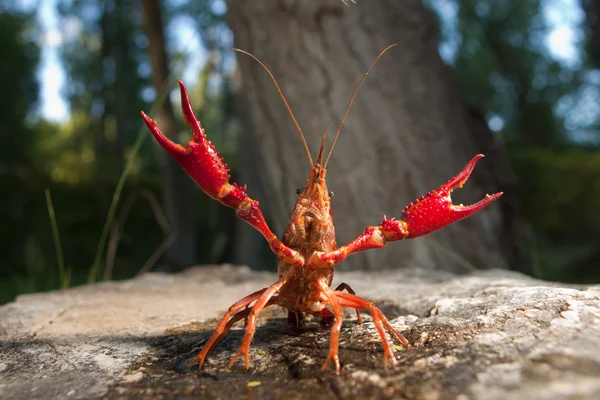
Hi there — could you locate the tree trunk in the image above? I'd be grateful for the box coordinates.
[227,0,515,272]
[141,0,197,270]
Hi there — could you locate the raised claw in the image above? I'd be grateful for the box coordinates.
[141,81,304,266]
[141,80,247,207]
[401,154,503,238]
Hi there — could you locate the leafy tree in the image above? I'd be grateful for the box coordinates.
[430,0,600,281]
[57,0,150,180]
[0,10,40,170]
[0,9,41,288]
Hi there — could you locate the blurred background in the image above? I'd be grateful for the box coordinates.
[1,0,599,305]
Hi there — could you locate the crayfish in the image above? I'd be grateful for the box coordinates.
[141,45,502,374]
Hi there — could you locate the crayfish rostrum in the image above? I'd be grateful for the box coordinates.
[141,45,502,374]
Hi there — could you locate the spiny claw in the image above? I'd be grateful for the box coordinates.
[401,154,503,238]
[141,81,305,265]
[141,81,247,207]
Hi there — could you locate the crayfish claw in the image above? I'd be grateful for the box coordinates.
[402,154,502,239]
[450,192,503,214]
[438,153,484,193]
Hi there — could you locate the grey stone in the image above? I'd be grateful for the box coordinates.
[0,264,599,399]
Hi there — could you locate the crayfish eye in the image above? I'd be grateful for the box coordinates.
[296,188,301,195]
[329,191,334,197]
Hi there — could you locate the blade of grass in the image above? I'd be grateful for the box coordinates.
[64,267,72,289]
[87,0,217,283]
[104,189,172,280]
[530,235,543,280]
[45,188,68,289]
[87,129,149,283]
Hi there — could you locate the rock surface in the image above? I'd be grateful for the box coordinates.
[1,265,599,399]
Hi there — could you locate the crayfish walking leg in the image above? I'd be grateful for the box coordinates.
[228,279,286,369]
[334,282,364,324]
[320,282,345,374]
[335,291,409,369]
[187,288,266,370]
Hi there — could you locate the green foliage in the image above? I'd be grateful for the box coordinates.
[429,0,600,282]
[511,147,600,280]
[514,148,600,236]
[0,11,39,161]
[451,1,565,147]
[57,0,152,177]
[0,9,42,300]
[0,1,239,304]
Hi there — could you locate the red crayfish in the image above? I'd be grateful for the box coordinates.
[141,45,502,374]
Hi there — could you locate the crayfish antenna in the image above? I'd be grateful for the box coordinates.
[324,44,397,169]
[315,113,335,167]
[233,48,314,167]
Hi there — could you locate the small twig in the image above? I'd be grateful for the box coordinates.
[104,189,173,281]
[136,234,176,276]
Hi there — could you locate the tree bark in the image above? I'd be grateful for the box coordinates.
[227,0,515,272]
[141,0,197,270]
